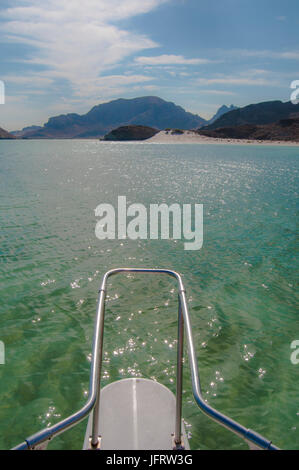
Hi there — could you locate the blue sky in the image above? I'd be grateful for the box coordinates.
[0,0,299,130]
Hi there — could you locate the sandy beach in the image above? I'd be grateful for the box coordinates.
[146,130,299,146]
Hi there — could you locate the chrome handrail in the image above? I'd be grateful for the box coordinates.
[12,268,279,450]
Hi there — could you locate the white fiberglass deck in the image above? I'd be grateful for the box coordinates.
[83,378,189,450]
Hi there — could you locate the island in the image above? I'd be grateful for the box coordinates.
[102,125,159,141]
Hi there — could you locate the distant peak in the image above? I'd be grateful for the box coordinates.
[208,104,239,124]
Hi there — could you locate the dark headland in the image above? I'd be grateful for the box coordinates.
[0,127,16,139]
[102,125,159,141]
[198,117,299,142]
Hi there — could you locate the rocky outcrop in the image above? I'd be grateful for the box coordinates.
[208,105,238,124]
[103,125,159,141]
[0,127,16,139]
[198,117,299,141]
[202,100,299,130]
[11,125,42,138]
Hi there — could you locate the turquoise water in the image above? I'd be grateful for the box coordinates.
[0,140,298,450]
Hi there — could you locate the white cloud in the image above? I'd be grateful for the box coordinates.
[1,74,54,87]
[0,1,169,99]
[278,51,299,60]
[200,89,236,96]
[71,74,155,98]
[231,49,299,61]
[135,54,212,65]
[1,0,169,24]
[195,70,281,87]
[197,77,270,86]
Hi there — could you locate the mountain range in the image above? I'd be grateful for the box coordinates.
[12,125,43,138]
[3,96,299,141]
[202,100,299,130]
[14,96,207,139]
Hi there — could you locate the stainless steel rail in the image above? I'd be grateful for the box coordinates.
[12,268,279,450]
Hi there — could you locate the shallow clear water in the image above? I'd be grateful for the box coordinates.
[0,140,298,450]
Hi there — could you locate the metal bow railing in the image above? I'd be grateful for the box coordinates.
[12,268,279,450]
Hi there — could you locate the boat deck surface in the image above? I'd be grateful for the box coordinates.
[83,378,189,450]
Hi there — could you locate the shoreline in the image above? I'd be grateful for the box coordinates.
[1,130,299,146]
[145,130,299,146]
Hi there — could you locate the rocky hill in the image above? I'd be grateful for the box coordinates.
[11,125,42,138]
[198,117,299,141]
[202,100,299,130]
[21,96,207,139]
[103,125,159,141]
[0,127,15,139]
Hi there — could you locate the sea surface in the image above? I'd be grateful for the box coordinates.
[0,140,298,450]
